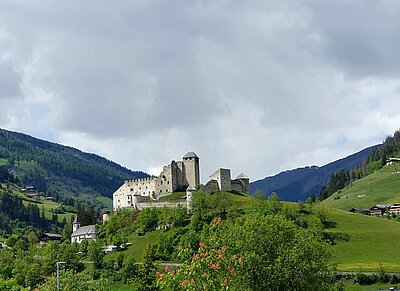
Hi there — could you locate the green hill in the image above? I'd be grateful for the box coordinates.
[0,128,148,206]
[321,164,400,210]
[0,182,75,237]
[99,194,400,273]
[324,207,400,272]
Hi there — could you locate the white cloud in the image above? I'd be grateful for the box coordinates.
[1,0,400,182]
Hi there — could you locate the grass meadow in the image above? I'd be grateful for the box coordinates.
[325,207,400,272]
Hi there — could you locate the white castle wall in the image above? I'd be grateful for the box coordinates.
[113,152,200,211]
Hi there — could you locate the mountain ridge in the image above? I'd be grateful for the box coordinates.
[250,145,379,201]
[0,128,148,205]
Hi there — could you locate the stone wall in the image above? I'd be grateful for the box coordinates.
[210,168,232,192]
[231,180,244,192]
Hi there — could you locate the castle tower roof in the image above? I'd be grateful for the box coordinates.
[235,173,249,180]
[186,185,196,191]
[183,152,199,159]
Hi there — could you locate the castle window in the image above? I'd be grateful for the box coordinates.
[167,181,169,185]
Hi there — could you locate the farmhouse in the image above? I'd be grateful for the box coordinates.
[369,205,387,216]
[39,233,63,245]
[389,203,400,215]
[386,157,400,166]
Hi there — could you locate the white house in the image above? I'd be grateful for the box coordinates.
[71,216,97,244]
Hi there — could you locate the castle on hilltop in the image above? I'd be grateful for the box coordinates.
[113,152,249,211]
[113,152,200,210]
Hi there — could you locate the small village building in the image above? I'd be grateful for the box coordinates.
[102,211,110,224]
[349,208,371,216]
[71,216,97,244]
[369,205,387,216]
[386,158,400,166]
[389,203,400,215]
[39,233,63,245]
[103,245,119,254]
[22,186,39,199]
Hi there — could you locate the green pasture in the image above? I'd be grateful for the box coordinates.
[322,164,400,210]
[324,207,400,272]
[96,196,113,211]
[104,231,162,262]
[18,160,39,171]
[341,282,399,291]
[17,191,74,222]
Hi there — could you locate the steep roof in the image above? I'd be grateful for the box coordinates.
[183,152,199,159]
[235,173,249,180]
[73,215,79,224]
[186,185,196,191]
[40,233,63,239]
[71,225,96,237]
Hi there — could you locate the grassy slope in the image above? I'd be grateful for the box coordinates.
[96,196,113,211]
[103,191,255,262]
[103,191,400,272]
[321,164,400,210]
[325,207,400,272]
[3,183,74,223]
[104,231,162,262]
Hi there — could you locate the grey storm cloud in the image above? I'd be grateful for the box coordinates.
[1,0,400,180]
[0,58,20,99]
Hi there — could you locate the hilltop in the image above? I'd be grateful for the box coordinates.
[0,128,148,206]
[250,145,377,201]
[321,164,400,210]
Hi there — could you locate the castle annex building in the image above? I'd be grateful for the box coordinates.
[113,152,200,211]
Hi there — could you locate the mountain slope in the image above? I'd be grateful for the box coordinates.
[250,145,378,201]
[321,163,400,210]
[0,128,148,204]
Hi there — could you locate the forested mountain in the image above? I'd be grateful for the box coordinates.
[250,145,378,202]
[0,128,148,205]
[319,129,400,202]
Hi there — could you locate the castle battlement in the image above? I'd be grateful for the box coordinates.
[125,176,156,183]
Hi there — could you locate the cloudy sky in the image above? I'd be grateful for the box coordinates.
[1,0,400,182]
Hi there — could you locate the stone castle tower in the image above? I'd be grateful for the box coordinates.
[183,152,200,188]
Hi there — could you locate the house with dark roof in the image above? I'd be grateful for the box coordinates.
[71,216,97,244]
[370,205,388,216]
[39,233,63,245]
